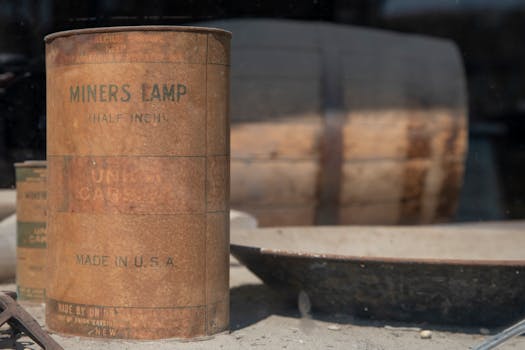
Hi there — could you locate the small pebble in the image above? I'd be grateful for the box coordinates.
[327,325,341,331]
[480,328,490,335]
[420,330,432,339]
[235,333,244,340]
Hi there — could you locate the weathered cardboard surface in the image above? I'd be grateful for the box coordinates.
[45,27,230,339]
[15,163,47,303]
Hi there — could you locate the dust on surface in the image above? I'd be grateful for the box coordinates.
[1,264,522,350]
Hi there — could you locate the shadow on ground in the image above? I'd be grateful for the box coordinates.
[230,283,298,330]
[0,329,34,349]
[230,283,495,335]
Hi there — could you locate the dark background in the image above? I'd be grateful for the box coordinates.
[0,0,523,220]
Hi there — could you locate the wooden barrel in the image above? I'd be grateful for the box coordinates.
[204,19,467,226]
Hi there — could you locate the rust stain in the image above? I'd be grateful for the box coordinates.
[45,26,231,340]
[436,113,464,221]
[406,117,431,159]
[436,160,463,221]
[401,161,428,200]
[400,115,430,224]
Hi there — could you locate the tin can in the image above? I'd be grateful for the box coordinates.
[14,160,47,303]
[45,26,231,340]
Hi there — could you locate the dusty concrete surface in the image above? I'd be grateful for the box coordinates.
[1,263,523,349]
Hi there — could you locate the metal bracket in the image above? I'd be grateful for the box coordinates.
[0,291,63,350]
[473,318,525,350]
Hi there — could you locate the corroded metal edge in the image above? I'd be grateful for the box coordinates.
[45,25,232,43]
[230,244,525,267]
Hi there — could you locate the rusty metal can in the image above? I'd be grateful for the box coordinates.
[14,160,47,303]
[45,26,231,340]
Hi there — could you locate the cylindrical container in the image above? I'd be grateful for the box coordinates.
[14,160,47,303]
[45,26,231,340]
[203,19,467,227]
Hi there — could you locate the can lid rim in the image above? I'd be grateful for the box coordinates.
[44,25,232,42]
[14,160,47,168]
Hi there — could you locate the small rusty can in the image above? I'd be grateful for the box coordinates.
[14,160,47,303]
[45,26,231,340]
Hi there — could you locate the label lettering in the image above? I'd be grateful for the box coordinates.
[69,83,187,103]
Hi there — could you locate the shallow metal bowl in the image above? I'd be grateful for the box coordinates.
[231,223,525,326]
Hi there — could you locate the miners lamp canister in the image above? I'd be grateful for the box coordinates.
[45,26,231,340]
